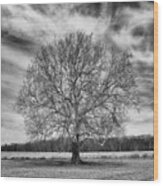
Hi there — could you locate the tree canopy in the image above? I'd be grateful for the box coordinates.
[17,32,138,163]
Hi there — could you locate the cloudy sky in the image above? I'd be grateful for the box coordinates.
[1,2,154,144]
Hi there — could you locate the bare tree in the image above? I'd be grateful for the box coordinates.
[17,32,138,164]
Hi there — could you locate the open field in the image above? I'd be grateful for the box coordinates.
[1,151,154,160]
[1,151,153,180]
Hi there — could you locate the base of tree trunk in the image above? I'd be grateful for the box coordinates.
[71,141,83,165]
[71,156,83,165]
[71,152,84,164]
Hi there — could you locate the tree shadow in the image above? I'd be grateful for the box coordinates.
[20,158,127,168]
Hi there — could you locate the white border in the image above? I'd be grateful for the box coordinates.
[0,0,157,5]
[1,0,163,185]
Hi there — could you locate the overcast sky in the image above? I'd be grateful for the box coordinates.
[1,2,154,144]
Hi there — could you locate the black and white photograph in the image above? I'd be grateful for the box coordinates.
[1,1,154,180]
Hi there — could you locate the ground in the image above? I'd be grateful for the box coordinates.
[1,152,153,180]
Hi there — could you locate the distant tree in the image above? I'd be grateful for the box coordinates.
[16,32,138,164]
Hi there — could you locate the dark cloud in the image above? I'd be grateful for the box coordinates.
[2,29,36,53]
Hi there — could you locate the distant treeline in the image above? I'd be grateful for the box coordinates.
[1,135,153,152]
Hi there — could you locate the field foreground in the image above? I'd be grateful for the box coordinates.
[1,151,154,180]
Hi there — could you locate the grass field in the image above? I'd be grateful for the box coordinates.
[1,151,154,180]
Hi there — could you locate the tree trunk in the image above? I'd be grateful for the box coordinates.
[71,135,82,164]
